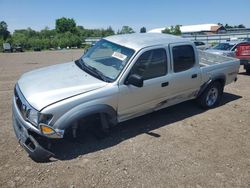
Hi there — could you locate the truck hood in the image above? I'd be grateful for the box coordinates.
[18,62,107,111]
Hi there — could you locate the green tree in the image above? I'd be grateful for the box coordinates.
[55,17,77,33]
[224,24,233,29]
[173,25,181,35]
[76,26,115,39]
[40,27,56,38]
[224,23,245,29]
[162,27,171,34]
[162,25,181,35]
[118,26,135,34]
[238,24,245,28]
[0,21,10,40]
[28,38,43,49]
[0,37,4,51]
[12,31,29,48]
[53,32,81,48]
[105,26,115,36]
[140,27,146,33]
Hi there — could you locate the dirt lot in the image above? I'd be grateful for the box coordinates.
[0,50,249,188]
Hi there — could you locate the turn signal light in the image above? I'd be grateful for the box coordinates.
[40,124,55,135]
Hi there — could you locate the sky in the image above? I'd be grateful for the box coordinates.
[1,0,250,33]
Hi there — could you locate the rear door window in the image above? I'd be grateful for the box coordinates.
[172,45,195,72]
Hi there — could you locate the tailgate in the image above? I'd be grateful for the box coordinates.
[236,43,250,59]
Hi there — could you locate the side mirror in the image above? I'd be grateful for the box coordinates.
[83,48,89,55]
[126,74,143,87]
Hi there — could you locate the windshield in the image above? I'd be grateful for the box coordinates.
[212,43,234,51]
[80,39,135,82]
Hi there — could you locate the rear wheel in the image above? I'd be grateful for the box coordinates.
[197,81,223,109]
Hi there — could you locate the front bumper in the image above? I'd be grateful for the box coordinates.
[12,98,53,161]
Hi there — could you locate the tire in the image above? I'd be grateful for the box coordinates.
[197,81,223,109]
[64,114,110,142]
[246,68,250,74]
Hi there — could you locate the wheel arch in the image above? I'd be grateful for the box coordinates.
[53,104,117,131]
[197,74,226,97]
[213,75,226,87]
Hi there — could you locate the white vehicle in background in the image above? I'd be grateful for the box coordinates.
[3,43,12,52]
[194,41,211,50]
[2,43,23,52]
[205,41,243,57]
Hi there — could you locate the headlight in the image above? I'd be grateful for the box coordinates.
[27,109,53,126]
[39,113,53,124]
[27,109,39,125]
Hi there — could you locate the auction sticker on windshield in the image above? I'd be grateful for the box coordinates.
[112,51,127,61]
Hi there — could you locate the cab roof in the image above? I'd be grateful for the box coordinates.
[105,33,190,51]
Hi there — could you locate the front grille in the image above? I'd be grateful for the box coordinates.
[14,85,30,121]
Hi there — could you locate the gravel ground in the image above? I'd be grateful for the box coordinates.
[0,50,249,188]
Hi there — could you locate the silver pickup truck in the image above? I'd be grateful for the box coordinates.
[12,33,240,161]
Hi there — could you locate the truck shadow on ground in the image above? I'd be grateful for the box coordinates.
[50,92,241,161]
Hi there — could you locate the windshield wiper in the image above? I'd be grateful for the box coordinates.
[75,58,86,71]
[87,65,109,82]
[77,58,109,82]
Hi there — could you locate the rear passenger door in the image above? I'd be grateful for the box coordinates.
[168,43,202,101]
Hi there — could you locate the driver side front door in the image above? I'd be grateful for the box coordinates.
[117,47,172,122]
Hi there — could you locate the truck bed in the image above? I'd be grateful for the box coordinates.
[198,50,236,67]
[198,50,240,86]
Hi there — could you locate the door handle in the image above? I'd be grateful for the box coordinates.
[161,82,169,87]
[191,74,197,78]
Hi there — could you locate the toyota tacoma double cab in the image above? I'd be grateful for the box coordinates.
[12,33,240,161]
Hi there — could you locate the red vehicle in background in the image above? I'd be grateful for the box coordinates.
[236,42,250,73]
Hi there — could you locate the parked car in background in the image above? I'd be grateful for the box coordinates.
[194,41,210,50]
[14,46,24,52]
[3,43,12,52]
[243,38,250,42]
[2,43,23,52]
[33,47,41,51]
[205,41,242,57]
[236,42,250,73]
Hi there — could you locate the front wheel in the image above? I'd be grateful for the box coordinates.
[197,82,223,109]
